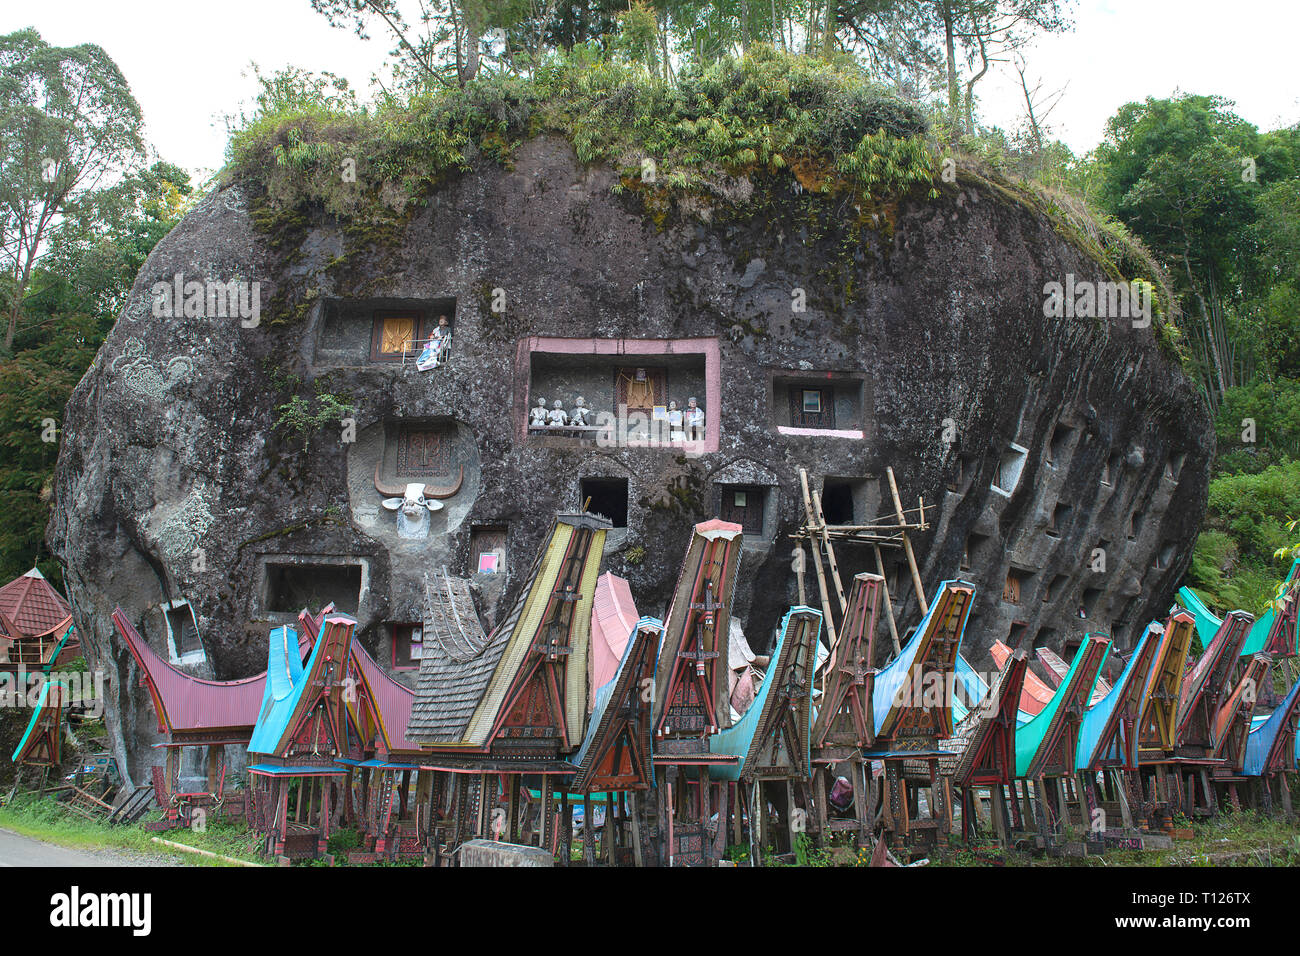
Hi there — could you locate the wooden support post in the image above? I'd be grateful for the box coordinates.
[508,775,521,843]
[795,545,807,606]
[732,781,744,848]
[992,785,1009,845]
[560,789,572,865]
[811,490,848,616]
[1279,772,1293,817]
[886,467,928,614]
[873,545,902,657]
[206,746,220,793]
[798,469,838,652]
[711,783,728,862]
[628,791,644,867]
[582,794,596,866]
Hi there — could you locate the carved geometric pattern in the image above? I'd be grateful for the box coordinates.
[396,426,453,477]
[614,366,667,412]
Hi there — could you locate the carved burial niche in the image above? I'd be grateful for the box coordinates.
[262,558,364,616]
[313,296,456,367]
[580,477,628,528]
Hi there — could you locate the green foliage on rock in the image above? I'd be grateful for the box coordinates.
[224,47,934,235]
[1186,459,1300,613]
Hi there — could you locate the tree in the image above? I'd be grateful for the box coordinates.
[0,162,191,583]
[309,0,531,89]
[0,28,145,353]
[1087,95,1268,407]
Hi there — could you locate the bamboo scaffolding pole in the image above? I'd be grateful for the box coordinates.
[798,469,838,652]
[886,467,928,615]
[873,544,902,656]
[812,489,848,616]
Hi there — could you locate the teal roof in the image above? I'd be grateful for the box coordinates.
[1179,557,1300,656]
[1075,626,1158,770]
[10,677,58,763]
[708,606,821,780]
[1015,636,1108,778]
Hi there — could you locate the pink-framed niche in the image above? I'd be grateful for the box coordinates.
[515,336,721,455]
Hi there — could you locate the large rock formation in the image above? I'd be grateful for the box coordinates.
[49,135,1213,781]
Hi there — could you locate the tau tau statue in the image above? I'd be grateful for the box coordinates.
[547,399,569,428]
[530,397,549,428]
[668,400,684,441]
[570,395,594,428]
[686,397,705,440]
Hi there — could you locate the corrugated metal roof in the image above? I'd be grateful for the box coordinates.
[350,640,420,754]
[590,572,637,710]
[0,568,72,640]
[992,640,1054,716]
[113,607,270,736]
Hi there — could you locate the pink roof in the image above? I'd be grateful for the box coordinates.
[0,569,72,640]
[1036,646,1110,704]
[590,572,639,709]
[113,607,270,738]
[349,641,420,754]
[991,640,1053,716]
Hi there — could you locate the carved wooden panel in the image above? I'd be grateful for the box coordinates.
[396,425,453,477]
[789,386,835,428]
[614,366,667,412]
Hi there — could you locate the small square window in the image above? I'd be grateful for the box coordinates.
[733,491,747,507]
[789,386,835,428]
[392,623,422,669]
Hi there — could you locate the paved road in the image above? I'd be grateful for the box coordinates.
[0,827,174,866]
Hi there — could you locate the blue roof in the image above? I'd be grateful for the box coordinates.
[951,652,989,723]
[708,606,821,780]
[1076,626,1156,770]
[872,580,971,736]
[1243,677,1300,776]
[572,617,663,775]
[249,625,309,756]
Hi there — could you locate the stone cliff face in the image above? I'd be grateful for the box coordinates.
[48,136,1213,780]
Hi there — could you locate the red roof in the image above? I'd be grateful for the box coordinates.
[113,607,269,738]
[991,640,1053,716]
[350,640,420,754]
[0,569,72,640]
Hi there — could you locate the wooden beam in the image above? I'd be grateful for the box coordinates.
[886,467,928,614]
[798,469,838,651]
[873,544,902,656]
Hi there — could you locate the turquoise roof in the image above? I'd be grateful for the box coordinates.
[1179,557,1300,656]
[1015,637,1108,777]
[708,606,821,780]
[1075,626,1157,770]
[248,625,308,756]
[10,678,57,763]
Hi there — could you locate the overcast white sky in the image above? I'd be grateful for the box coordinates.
[6,0,1299,182]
